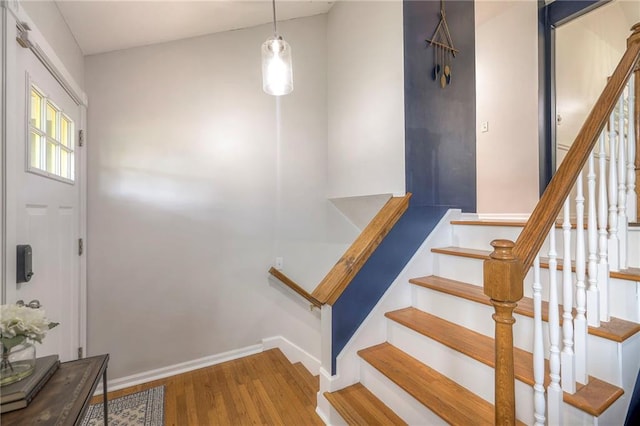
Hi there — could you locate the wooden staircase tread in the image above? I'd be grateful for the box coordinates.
[431,246,491,260]
[432,246,640,282]
[409,275,640,342]
[611,266,640,281]
[324,383,407,426]
[385,307,624,416]
[358,342,504,426]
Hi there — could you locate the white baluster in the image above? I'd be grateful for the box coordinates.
[587,150,600,327]
[609,111,620,271]
[532,255,546,426]
[548,229,563,424]
[618,95,628,269]
[575,172,587,384]
[562,199,576,393]
[598,132,611,322]
[628,78,637,222]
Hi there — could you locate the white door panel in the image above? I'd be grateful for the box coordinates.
[8,31,82,362]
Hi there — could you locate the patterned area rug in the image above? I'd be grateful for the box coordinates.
[81,386,165,426]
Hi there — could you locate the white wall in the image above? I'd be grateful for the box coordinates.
[327,0,405,199]
[475,0,540,214]
[85,14,356,380]
[555,1,629,158]
[20,0,85,89]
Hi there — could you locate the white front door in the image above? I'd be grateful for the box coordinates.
[5,28,83,362]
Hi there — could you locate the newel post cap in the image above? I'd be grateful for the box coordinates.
[628,22,640,46]
[483,239,524,302]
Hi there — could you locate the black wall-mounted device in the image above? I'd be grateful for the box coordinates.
[17,245,33,283]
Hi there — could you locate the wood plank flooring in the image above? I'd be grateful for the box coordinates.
[91,349,322,425]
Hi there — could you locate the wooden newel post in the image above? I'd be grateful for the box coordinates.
[483,239,524,425]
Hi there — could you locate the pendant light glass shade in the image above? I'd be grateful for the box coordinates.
[262,36,293,96]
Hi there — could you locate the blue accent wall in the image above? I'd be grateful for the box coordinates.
[329,0,477,375]
[404,0,476,212]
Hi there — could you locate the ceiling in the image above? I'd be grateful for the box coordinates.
[54,0,334,55]
[49,0,640,57]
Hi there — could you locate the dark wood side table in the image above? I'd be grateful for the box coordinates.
[1,354,109,425]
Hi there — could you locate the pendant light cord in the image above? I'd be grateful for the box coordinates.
[272,0,278,35]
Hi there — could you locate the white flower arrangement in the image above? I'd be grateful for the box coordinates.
[0,304,58,354]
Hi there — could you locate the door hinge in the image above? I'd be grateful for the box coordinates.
[78,129,84,147]
[78,238,83,256]
[16,21,32,49]
[78,347,84,359]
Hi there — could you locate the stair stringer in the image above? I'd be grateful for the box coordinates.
[315,209,460,423]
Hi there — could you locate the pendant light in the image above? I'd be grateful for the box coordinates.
[261,0,293,96]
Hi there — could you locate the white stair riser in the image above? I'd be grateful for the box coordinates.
[359,360,447,425]
[452,225,575,256]
[433,254,484,286]
[609,277,640,322]
[563,403,601,426]
[412,285,624,386]
[628,228,640,269]
[452,225,523,250]
[587,335,624,387]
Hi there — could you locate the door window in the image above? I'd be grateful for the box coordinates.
[27,81,75,183]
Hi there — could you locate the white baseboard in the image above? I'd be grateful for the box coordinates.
[262,336,321,375]
[315,406,331,425]
[98,343,264,394]
[96,335,319,395]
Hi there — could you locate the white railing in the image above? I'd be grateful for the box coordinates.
[530,76,637,425]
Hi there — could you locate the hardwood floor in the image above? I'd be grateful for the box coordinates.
[91,349,323,425]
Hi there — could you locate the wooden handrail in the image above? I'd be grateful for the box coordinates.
[485,23,640,425]
[268,267,322,309]
[311,193,412,305]
[514,24,640,273]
